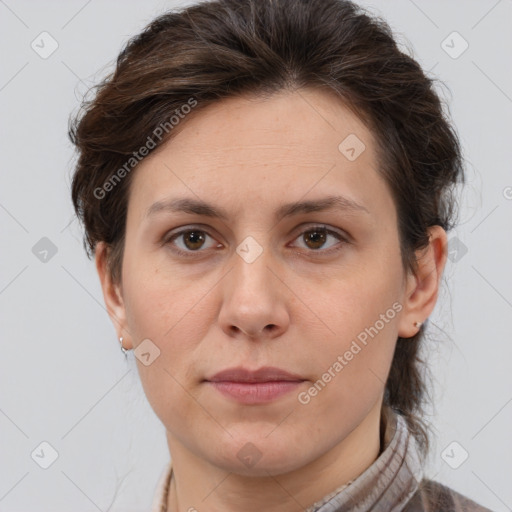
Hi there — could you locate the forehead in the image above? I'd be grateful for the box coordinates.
[128,88,388,220]
[165,88,375,160]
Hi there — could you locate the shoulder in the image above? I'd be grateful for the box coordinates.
[403,478,494,512]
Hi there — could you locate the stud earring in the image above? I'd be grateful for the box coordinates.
[414,321,422,329]
[119,337,128,357]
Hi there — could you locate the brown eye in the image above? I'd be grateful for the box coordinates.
[303,228,328,250]
[165,228,221,256]
[182,230,206,250]
[291,225,347,254]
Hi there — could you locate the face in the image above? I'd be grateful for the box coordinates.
[104,88,421,476]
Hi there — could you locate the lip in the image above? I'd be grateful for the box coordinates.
[208,366,304,383]
[205,366,306,404]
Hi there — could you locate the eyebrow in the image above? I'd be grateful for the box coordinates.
[145,194,370,222]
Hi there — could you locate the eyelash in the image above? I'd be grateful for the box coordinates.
[163,225,349,258]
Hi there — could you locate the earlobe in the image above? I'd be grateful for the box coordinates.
[397,226,448,338]
[95,242,132,349]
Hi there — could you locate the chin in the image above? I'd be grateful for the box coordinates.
[205,429,314,477]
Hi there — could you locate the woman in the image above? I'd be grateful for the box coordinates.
[69,0,493,510]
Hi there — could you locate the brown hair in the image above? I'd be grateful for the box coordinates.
[69,0,464,462]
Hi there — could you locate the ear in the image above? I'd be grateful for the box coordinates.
[95,242,132,349]
[397,225,448,338]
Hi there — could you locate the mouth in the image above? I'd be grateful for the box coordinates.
[205,366,306,404]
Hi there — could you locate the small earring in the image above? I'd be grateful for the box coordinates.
[119,337,128,357]
[414,321,422,329]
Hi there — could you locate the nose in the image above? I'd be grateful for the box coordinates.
[217,244,290,341]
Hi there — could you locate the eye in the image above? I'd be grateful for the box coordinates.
[163,224,348,258]
[290,225,347,253]
[164,228,222,256]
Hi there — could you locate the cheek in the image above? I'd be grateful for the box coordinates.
[120,255,220,419]
[302,298,399,429]
[309,258,403,395]
[319,254,402,334]
[122,248,208,342]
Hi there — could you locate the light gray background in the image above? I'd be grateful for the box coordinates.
[1,1,511,511]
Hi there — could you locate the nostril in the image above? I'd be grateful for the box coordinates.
[229,324,278,337]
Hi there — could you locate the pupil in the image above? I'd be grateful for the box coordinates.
[185,231,204,250]
[306,229,326,249]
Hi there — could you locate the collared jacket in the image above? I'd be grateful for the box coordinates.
[151,407,494,511]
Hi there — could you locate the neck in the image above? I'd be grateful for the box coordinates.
[165,401,383,512]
